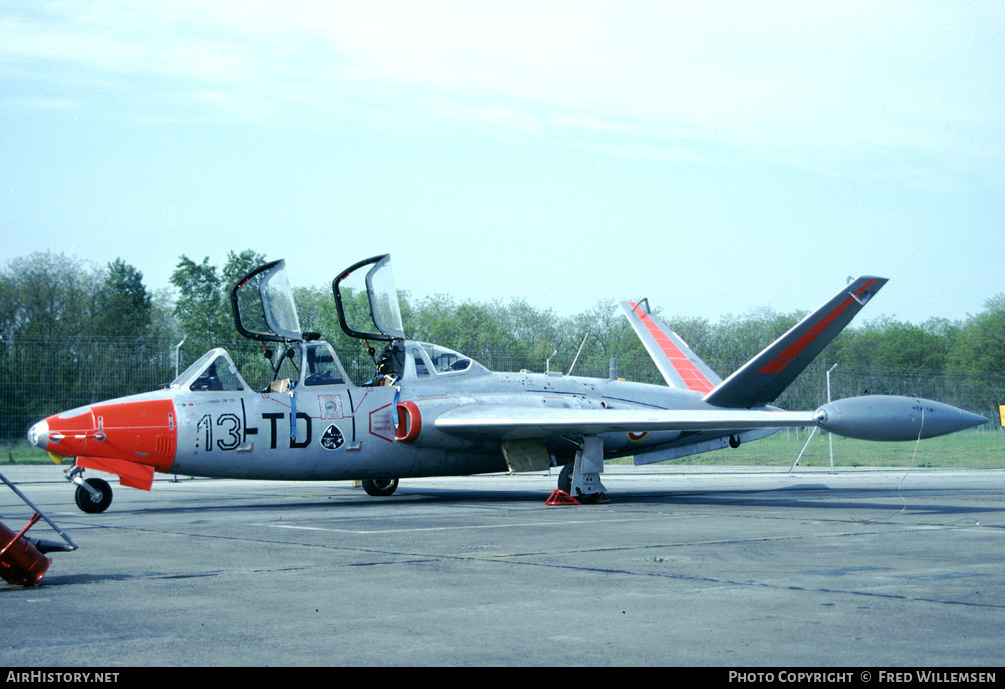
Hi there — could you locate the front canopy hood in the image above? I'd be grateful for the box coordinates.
[230,259,303,342]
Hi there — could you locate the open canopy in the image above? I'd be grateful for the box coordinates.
[230,259,303,342]
[332,254,406,342]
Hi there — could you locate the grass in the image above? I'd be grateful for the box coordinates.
[4,428,1004,470]
[2,442,60,466]
[657,427,1005,469]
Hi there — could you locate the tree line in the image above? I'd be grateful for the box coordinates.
[3,250,1003,374]
[1,250,1003,442]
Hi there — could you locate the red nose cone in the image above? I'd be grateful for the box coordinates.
[34,398,178,472]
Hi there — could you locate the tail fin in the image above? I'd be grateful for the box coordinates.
[703,276,887,408]
[619,300,723,393]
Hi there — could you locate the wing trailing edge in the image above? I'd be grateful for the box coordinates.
[703,276,887,409]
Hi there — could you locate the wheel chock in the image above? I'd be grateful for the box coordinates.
[546,489,611,506]
[546,489,581,506]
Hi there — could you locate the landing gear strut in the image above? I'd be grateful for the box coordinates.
[548,436,609,505]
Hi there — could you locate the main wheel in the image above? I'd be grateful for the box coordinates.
[557,463,574,493]
[74,477,112,513]
[361,478,399,497]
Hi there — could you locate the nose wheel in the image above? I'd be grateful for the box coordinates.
[71,475,113,514]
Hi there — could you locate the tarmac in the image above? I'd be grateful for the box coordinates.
[1,465,1004,667]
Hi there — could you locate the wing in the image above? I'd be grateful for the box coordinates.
[435,404,815,441]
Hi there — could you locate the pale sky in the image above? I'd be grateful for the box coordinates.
[2,0,1003,327]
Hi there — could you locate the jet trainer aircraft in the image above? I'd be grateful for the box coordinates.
[28,256,987,512]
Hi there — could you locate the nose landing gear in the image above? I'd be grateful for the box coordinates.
[66,466,113,513]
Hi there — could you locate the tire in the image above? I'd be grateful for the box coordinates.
[361,478,399,497]
[557,463,574,493]
[75,478,112,513]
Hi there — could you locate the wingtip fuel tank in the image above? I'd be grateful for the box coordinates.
[814,395,988,442]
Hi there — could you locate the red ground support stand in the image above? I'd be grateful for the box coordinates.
[0,471,77,587]
[0,514,51,586]
[545,489,611,506]
[546,489,582,506]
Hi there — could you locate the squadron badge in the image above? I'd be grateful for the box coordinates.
[320,424,345,450]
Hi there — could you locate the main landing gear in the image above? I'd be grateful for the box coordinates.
[361,478,399,497]
[548,436,609,506]
[557,462,574,493]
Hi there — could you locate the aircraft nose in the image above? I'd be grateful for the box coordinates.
[27,419,50,449]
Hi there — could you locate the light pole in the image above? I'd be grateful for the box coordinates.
[827,363,838,469]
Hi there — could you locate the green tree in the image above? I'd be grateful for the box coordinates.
[410,296,498,350]
[146,289,182,342]
[498,298,562,367]
[0,271,16,343]
[711,308,803,372]
[294,285,348,344]
[222,250,268,292]
[171,256,228,349]
[835,316,950,371]
[171,250,271,350]
[948,295,1005,373]
[1,251,98,340]
[94,258,153,337]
